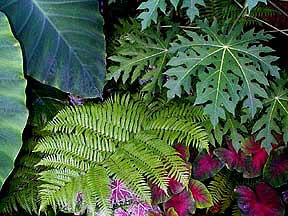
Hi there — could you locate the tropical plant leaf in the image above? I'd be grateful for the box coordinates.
[189,179,213,209]
[137,0,205,30]
[253,82,288,152]
[164,190,195,216]
[0,0,105,98]
[193,150,224,180]
[166,21,279,127]
[235,182,285,216]
[107,24,170,94]
[0,12,28,189]
[263,147,288,188]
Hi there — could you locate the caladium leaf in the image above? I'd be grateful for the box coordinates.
[235,182,285,216]
[166,21,279,127]
[214,139,245,172]
[0,0,105,98]
[253,82,288,152]
[242,139,268,178]
[114,208,128,216]
[107,25,170,94]
[193,150,224,180]
[151,183,169,204]
[189,179,213,209]
[263,147,288,188]
[0,13,28,189]
[164,190,195,216]
[137,0,205,30]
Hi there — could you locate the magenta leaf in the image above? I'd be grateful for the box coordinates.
[243,148,268,178]
[168,178,185,195]
[235,182,285,216]
[110,179,134,205]
[263,147,288,187]
[174,143,189,161]
[164,190,195,216]
[193,150,224,180]
[151,183,169,204]
[214,139,245,172]
[189,179,213,209]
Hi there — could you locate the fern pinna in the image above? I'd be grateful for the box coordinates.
[33,94,208,215]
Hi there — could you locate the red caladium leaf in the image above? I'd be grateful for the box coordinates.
[189,179,213,209]
[235,182,285,216]
[263,147,288,187]
[151,183,169,204]
[169,178,185,195]
[193,150,224,180]
[242,139,268,178]
[164,190,195,216]
[174,143,189,161]
[214,139,246,172]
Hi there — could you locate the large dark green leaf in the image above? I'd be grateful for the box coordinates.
[0,0,105,98]
[0,12,28,189]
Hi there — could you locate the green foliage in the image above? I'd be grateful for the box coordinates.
[107,21,173,95]
[253,82,288,152]
[34,94,208,214]
[0,0,105,98]
[137,0,205,29]
[0,12,28,190]
[166,21,279,128]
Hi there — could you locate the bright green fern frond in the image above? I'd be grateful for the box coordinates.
[135,133,190,186]
[35,94,205,213]
[104,154,152,204]
[145,117,208,150]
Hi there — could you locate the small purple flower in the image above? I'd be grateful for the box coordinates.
[110,179,134,205]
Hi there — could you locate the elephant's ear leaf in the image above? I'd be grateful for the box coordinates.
[0,12,28,189]
[0,0,105,98]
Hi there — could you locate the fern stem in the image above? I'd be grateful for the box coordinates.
[246,15,288,37]
[268,0,288,18]
[228,5,248,35]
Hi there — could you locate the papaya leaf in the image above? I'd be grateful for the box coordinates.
[235,182,285,216]
[137,0,205,30]
[0,12,28,189]
[189,179,213,209]
[166,21,279,127]
[253,82,288,152]
[0,0,105,98]
[263,147,288,188]
[108,26,170,94]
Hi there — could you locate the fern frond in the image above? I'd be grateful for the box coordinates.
[208,170,236,213]
[35,94,206,213]
[145,117,209,150]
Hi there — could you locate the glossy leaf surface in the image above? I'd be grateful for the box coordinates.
[0,0,105,98]
[0,12,28,189]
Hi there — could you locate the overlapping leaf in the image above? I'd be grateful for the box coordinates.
[108,25,170,94]
[166,22,279,127]
[263,147,288,188]
[0,0,105,98]
[0,13,28,189]
[189,179,213,209]
[137,0,205,30]
[253,82,288,152]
